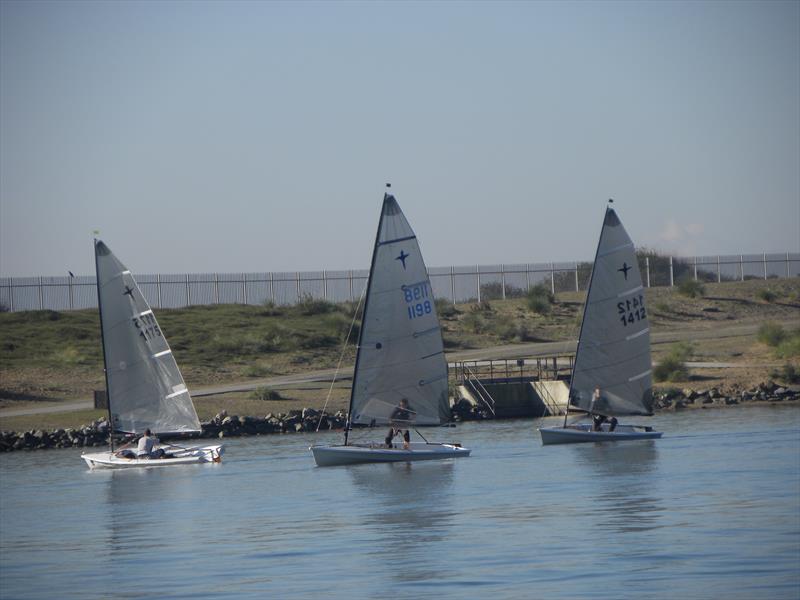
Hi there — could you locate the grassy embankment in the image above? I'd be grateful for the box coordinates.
[1,278,798,431]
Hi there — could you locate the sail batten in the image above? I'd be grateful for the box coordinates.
[569,207,654,417]
[95,240,202,435]
[348,194,450,427]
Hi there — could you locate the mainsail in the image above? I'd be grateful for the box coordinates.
[348,194,450,427]
[568,208,654,417]
[95,240,201,434]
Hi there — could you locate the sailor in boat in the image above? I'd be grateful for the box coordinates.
[135,429,165,459]
[385,399,414,450]
[590,387,618,432]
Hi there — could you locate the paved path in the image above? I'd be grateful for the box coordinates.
[2,319,794,418]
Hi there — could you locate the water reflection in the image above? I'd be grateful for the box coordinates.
[570,442,664,534]
[348,461,456,583]
[104,467,210,568]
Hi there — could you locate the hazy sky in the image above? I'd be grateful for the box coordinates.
[1,0,798,277]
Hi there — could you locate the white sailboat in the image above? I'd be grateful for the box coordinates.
[310,189,471,466]
[539,203,663,445]
[81,240,223,468]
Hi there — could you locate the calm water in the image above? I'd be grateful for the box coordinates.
[1,405,799,600]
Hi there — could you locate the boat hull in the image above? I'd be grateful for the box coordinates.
[539,423,662,445]
[81,444,224,469]
[310,441,471,467]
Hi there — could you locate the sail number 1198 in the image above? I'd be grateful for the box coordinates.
[402,282,432,320]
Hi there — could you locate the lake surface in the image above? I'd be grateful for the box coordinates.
[1,405,799,600]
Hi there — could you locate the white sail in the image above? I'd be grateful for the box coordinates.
[95,240,201,435]
[569,208,654,417]
[349,194,450,426]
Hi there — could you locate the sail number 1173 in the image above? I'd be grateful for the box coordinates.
[403,282,432,320]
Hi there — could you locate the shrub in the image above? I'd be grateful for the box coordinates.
[298,332,339,349]
[0,302,9,313]
[435,298,459,319]
[653,300,671,314]
[526,284,553,315]
[259,301,284,317]
[653,355,688,382]
[492,316,518,341]
[775,331,800,358]
[757,288,778,303]
[757,322,787,347]
[677,279,705,298]
[470,300,493,313]
[653,342,693,382]
[243,364,271,378]
[462,312,487,334]
[296,294,336,316]
[251,387,283,401]
[769,363,800,384]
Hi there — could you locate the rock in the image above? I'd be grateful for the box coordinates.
[682,389,697,400]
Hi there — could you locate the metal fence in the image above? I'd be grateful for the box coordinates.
[1,252,798,312]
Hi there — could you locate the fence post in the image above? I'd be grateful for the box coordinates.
[717,256,721,283]
[476,265,481,303]
[450,266,455,305]
[323,270,328,301]
[525,263,530,292]
[348,270,353,302]
[243,274,249,305]
[8,277,13,312]
[38,276,43,310]
[68,276,74,310]
[787,252,791,278]
[740,254,744,281]
[269,272,274,304]
[763,253,767,280]
[157,274,162,308]
[501,264,506,300]
[693,256,697,281]
[645,257,651,288]
[214,273,219,304]
[186,274,191,306]
[550,262,555,295]
[574,262,579,292]
[669,257,674,287]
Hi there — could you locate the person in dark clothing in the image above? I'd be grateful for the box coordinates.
[592,413,618,432]
[388,399,414,450]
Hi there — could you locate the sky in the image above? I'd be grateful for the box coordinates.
[1,0,798,277]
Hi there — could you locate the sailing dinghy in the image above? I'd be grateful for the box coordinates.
[81,240,223,468]
[310,190,470,467]
[539,203,663,445]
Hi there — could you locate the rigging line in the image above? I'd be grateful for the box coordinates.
[413,427,430,444]
[316,285,367,433]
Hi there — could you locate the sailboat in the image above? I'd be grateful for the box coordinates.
[310,189,471,467]
[81,240,223,468]
[539,203,663,445]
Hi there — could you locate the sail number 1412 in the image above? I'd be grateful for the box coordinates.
[618,294,646,327]
[403,283,432,320]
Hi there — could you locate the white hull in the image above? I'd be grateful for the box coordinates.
[81,444,224,469]
[539,423,662,445]
[310,441,471,467]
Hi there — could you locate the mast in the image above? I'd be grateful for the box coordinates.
[563,200,613,428]
[344,184,392,446]
[93,239,115,451]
